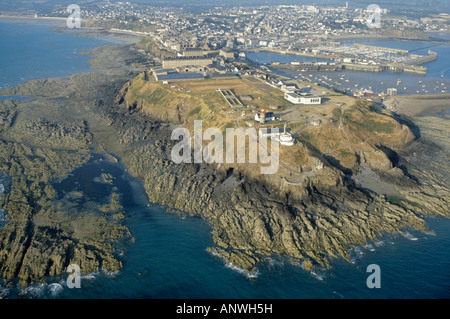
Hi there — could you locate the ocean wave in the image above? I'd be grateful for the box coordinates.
[424,230,436,236]
[349,246,365,257]
[348,240,383,261]
[287,257,301,267]
[310,270,326,281]
[332,290,345,299]
[0,287,10,299]
[225,262,260,279]
[403,232,419,241]
[19,283,46,298]
[104,270,120,278]
[347,246,366,264]
[265,257,285,268]
[364,243,376,252]
[206,248,260,279]
[81,272,99,280]
[206,248,220,257]
[375,240,385,246]
[17,281,67,298]
[47,283,64,297]
[0,183,4,194]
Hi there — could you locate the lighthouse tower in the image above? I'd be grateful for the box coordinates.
[260,108,266,124]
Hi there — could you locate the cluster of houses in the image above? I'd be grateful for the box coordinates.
[266,80,322,105]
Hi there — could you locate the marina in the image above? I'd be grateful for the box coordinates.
[246,39,450,98]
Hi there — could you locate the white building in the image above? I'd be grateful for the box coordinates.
[259,128,285,138]
[274,132,295,146]
[280,83,298,94]
[284,92,321,105]
[310,119,322,126]
[254,111,276,122]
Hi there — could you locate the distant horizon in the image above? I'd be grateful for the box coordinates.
[0,0,449,13]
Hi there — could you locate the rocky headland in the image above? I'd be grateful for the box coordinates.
[104,77,449,275]
[0,39,448,289]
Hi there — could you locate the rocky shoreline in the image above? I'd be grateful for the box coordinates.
[0,40,448,288]
[0,35,148,288]
[97,92,436,274]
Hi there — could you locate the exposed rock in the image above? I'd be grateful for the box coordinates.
[0,41,447,287]
[94,84,439,274]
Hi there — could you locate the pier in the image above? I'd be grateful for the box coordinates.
[402,51,438,65]
[353,43,409,56]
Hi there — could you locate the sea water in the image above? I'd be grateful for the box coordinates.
[0,19,121,89]
[247,36,450,95]
[0,19,449,299]
[8,154,449,299]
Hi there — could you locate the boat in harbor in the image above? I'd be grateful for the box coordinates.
[353,88,374,97]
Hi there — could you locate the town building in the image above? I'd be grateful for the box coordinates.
[284,92,322,105]
[280,83,299,94]
[255,109,277,122]
[180,48,208,57]
[162,56,214,69]
[151,67,204,81]
[219,48,235,60]
[310,118,322,126]
[259,127,286,138]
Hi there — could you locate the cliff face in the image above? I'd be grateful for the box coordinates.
[0,68,446,287]
[102,76,443,274]
[117,76,198,124]
[118,74,417,197]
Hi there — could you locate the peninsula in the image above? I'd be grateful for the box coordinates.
[0,4,448,291]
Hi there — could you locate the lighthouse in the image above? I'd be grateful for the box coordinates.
[260,107,266,124]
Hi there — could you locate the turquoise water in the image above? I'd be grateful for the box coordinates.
[0,19,449,299]
[6,155,450,299]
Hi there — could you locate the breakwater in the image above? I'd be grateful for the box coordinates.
[272,61,428,74]
[354,43,409,55]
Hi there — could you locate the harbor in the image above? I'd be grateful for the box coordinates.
[248,42,438,76]
[246,39,450,98]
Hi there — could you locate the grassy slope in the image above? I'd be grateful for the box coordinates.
[124,73,415,175]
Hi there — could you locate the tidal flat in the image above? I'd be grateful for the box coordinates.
[0,36,148,287]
